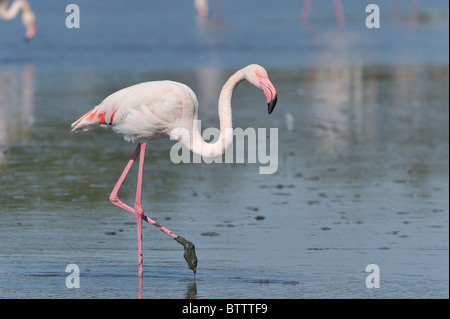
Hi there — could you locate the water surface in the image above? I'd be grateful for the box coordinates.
[0,0,448,298]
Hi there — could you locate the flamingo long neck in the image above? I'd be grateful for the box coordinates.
[0,0,34,26]
[190,69,246,158]
[0,0,21,20]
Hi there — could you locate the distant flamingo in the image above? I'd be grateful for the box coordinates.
[300,0,345,28]
[0,0,36,40]
[71,64,278,277]
[194,0,209,18]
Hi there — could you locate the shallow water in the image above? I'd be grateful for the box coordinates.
[0,1,449,298]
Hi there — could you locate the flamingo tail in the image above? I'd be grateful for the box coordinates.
[71,105,115,132]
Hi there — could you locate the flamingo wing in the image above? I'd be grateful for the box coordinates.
[71,81,198,143]
[71,84,140,132]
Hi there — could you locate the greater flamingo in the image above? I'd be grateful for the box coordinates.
[0,0,36,40]
[300,0,346,28]
[194,0,209,18]
[71,64,278,277]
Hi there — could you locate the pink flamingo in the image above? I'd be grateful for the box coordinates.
[300,0,346,28]
[0,0,36,40]
[71,64,278,277]
[194,0,209,18]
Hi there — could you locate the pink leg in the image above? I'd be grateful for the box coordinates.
[332,0,346,27]
[109,143,198,275]
[109,144,141,214]
[299,0,313,25]
[135,143,145,277]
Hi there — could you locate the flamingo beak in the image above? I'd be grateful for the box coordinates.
[268,93,277,115]
[260,77,278,114]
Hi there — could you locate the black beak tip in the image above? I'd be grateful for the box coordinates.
[268,95,278,115]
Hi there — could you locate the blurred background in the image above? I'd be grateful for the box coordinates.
[0,0,448,298]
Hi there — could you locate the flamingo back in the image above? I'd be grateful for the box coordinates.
[71,80,199,143]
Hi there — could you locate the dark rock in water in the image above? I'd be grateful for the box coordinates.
[201,232,220,237]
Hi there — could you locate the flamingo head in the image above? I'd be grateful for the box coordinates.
[22,10,36,41]
[243,64,278,114]
[24,24,36,41]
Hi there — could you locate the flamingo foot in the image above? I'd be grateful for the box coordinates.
[175,236,198,274]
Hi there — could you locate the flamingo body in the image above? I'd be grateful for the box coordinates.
[72,81,198,143]
[194,0,209,18]
[71,64,278,277]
